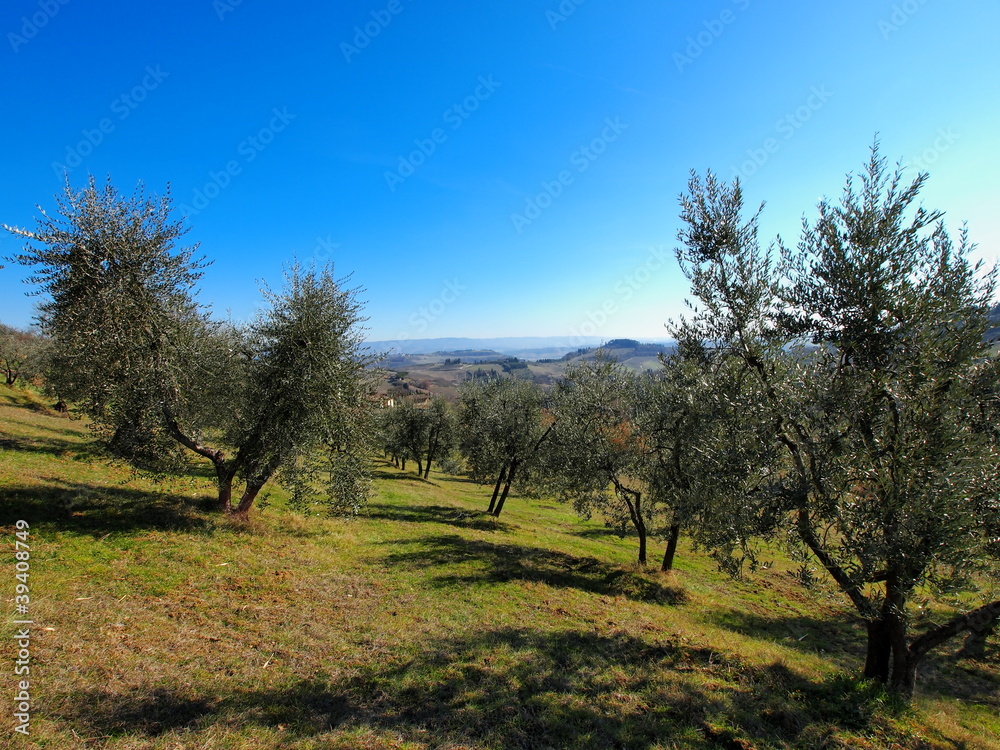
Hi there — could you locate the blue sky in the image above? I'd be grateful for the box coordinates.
[2,0,998,343]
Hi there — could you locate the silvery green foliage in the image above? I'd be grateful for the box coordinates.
[456,376,546,487]
[379,399,431,472]
[6,178,378,515]
[675,143,1000,692]
[4,176,211,472]
[638,336,778,575]
[541,356,655,562]
[238,263,379,514]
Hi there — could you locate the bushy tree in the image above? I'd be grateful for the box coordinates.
[378,396,455,479]
[457,376,550,516]
[421,396,455,479]
[542,358,655,564]
[638,335,772,572]
[674,145,1000,694]
[0,323,47,386]
[380,399,430,475]
[5,177,378,517]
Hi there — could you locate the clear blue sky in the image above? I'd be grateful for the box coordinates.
[2,0,998,343]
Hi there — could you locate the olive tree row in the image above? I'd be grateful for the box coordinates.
[378,396,455,479]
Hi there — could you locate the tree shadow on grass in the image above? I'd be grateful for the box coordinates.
[436,473,481,486]
[56,627,915,749]
[709,608,866,672]
[366,502,509,532]
[379,533,688,605]
[0,479,213,536]
[0,386,64,415]
[0,432,103,461]
[372,467,424,481]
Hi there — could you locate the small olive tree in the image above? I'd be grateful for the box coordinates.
[457,376,551,516]
[541,358,655,564]
[639,336,773,572]
[0,324,47,386]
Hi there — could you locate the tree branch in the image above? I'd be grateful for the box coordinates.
[908,600,1000,661]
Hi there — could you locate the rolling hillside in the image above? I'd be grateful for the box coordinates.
[1,385,998,749]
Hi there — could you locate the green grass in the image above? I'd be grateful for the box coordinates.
[1,385,998,749]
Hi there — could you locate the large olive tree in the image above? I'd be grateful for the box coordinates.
[674,146,1000,694]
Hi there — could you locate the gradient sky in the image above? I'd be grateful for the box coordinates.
[2,0,998,343]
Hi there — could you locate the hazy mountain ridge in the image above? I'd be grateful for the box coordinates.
[367,335,673,360]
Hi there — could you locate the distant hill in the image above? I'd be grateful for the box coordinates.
[367,336,672,360]
[375,339,676,401]
[986,303,1000,343]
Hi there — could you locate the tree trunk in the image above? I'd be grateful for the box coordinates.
[233,481,265,518]
[415,457,423,477]
[634,495,647,566]
[888,614,913,694]
[217,474,234,513]
[890,650,919,696]
[424,429,438,479]
[863,617,892,683]
[661,524,681,571]
[618,485,647,566]
[493,459,518,517]
[487,465,507,514]
[162,407,239,515]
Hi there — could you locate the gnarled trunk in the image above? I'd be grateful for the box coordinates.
[661,524,680,572]
[863,617,892,683]
[233,481,266,518]
[616,483,647,566]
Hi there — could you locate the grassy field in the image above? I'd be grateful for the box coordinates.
[1,385,998,749]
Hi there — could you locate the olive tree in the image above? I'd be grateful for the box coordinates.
[639,336,772,572]
[674,145,1000,694]
[5,177,378,517]
[0,324,47,386]
[541,358,655,564]
[457,376,551,516]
